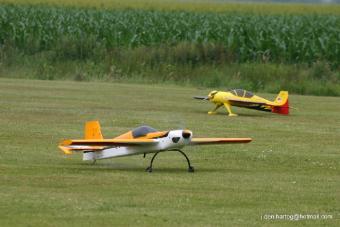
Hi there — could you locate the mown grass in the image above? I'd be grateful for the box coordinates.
[1,0,340,15]
[0,78,339,226]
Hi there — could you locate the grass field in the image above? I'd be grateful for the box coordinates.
[0,78,339,226]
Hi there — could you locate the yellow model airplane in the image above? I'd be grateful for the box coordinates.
[194,89,289,116]
[59,121,252,172]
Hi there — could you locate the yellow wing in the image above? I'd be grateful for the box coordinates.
[61,139,158,146]
[58,145,106,155]
[190,138,252,145]
[228,99,267,105]
[59,139,158,154]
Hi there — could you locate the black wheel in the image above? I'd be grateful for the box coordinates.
[146,167,153,173]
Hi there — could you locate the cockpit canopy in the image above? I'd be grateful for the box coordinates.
[132,126,158,138]
[229,89,254,98]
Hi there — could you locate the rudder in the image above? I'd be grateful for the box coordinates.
[85,121,103,139]
[272,91,289,115]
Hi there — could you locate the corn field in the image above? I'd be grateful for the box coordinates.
[0,4,339,65]
[1,0,340,15]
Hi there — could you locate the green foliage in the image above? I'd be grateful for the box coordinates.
[1,0,340,14]
[0,5,339,66]
[1,50,339,96]
[0,4,339,96]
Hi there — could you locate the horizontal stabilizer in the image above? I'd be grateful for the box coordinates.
[58,145,72,155]
[190,138,252,145]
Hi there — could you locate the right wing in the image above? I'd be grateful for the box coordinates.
[190,138,252,146]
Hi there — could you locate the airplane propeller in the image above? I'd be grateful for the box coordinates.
[193,96,209,100]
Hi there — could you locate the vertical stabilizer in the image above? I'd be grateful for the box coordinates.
[272,91,289,115]
[85,121,103,139]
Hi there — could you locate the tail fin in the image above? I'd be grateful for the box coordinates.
[272,91,289,115]
[85,121,103,139]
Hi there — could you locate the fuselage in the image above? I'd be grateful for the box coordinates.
[83,130,192,161]
[210,91,275,106]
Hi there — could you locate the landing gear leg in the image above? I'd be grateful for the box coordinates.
[223,103,238,116]
[145,149,194,173]
[208,104,222,115]
[145,152,159,173]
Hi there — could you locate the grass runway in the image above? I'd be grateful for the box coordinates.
[0,78,339,226]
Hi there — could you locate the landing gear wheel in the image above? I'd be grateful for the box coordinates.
[188,166,195,173]
[145,166,153,173]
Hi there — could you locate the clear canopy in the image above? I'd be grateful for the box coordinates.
[132,126,158,138]
[229,89,254,98]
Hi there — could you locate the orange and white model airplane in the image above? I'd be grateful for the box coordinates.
[194,89,289,116]
[59,121,252,172]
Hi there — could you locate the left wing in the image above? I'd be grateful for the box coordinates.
[228,99,272,112]
[61,139,158,146]
[190,138,252,145]
[58,145,106,155]
[59,139,158,154]
[228,99,267,105]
